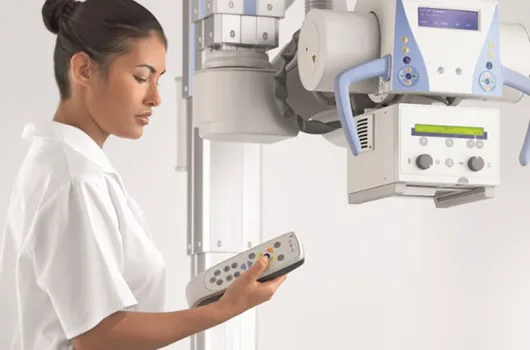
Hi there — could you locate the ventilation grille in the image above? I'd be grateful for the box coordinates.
[355,114,374,152]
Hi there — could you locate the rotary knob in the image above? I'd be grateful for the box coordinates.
[468,156,485,172]
[416,154,433,170]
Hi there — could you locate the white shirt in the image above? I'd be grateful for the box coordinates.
[0,121,167,349]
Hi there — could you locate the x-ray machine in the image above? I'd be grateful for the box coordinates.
[176,0,530,349]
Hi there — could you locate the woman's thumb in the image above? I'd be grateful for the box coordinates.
[247,256,270,280]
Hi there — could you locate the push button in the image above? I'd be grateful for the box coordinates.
[398,66,419,87]
[479,71,496,92]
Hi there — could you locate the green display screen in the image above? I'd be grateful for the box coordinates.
[414,124,484,137]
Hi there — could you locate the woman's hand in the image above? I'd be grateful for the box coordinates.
[218,256,287,315]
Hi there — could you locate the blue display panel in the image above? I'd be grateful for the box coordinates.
[418,7,479,31]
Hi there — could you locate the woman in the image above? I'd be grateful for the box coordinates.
[0,0,287,349]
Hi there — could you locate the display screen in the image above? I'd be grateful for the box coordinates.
[414,124,485,137]
[418,7,479,31]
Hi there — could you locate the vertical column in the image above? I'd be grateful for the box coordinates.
[179,1,263,350]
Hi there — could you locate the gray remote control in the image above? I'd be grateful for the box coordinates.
[185,231,304,308]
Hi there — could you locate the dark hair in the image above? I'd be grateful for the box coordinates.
[42,0,168,99]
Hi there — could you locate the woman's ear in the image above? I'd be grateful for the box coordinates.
[69,52,94,88]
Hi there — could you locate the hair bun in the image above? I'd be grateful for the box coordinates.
[42,0,79,35]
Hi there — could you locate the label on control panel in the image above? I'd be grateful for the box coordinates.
[412,123,487,140]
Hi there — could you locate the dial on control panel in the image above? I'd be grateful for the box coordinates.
[416,154,433,170]
[468,156,485,172]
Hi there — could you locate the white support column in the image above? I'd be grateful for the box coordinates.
[175,80,262,350]
[187,139,262,350]
[177,1,262,349]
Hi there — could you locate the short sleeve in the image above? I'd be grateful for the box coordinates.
[29,175,138,340]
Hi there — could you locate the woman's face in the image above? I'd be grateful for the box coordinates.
[84,34,167,140]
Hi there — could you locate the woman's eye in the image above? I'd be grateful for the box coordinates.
[134,76,147,83]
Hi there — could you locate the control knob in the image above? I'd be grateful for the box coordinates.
[468,156,485,172]
[416,154,433,170]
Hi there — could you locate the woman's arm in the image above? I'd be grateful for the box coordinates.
[72,300,237,350]
[72,256,286,350]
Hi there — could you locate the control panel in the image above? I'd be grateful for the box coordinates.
[398,104,500,183]
[386,0,503,98]
[204,232,302,292]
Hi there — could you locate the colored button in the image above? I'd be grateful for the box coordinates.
[403,56,411,64]
[234,271,241,278]
[489,42,495,49]
[240,263,247,270]
[278,254,285,261]
[266,247,274,253]
[398,66,419,87]
[486,62,493,69]
[274,242,281,248]
[401,36,408,43]
[402,47,409,53]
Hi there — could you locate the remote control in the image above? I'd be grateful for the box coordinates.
[186,231,304,308]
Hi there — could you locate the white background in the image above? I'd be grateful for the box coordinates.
[2,0,530,349]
